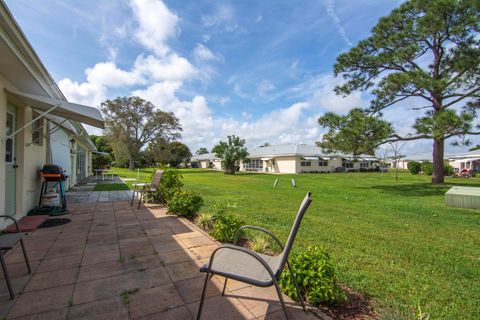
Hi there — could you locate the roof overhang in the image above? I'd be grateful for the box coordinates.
[7,89,104,129]
[303,156,319,160]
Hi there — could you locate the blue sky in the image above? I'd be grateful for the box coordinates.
[5,0,476,155]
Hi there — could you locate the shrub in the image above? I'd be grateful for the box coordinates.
[167,189,203,219]
[279,246,346,306]
[196,212,215,231]
[444,164,454,176]
[250,235,269,253]
[155,169,184,203]
[209,213,244,243]
[407,161,422,174]
[421,161,433,175]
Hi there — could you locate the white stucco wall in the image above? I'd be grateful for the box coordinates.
[51,129,72,189]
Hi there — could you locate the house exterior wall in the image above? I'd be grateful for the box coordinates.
[199,160,210,168]
[212,160,222,170]
[51,128,73,189]
[274,157,297,173]
[449,159,480,173]
[0,76,47,228]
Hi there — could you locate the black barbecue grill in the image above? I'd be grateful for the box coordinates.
[38,164,68,212]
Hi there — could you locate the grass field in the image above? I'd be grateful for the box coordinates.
[111,167,479,319]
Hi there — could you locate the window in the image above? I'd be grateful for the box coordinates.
[32,113,43,146]
[342,159,353,168]
[319,159,328,166]
[360,162,369,168]
[244,159,263,171]
[301,161,311,167]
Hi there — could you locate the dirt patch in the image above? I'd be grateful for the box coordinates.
[317,285,377,320]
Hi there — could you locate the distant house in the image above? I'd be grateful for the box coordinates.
[192,144,378,174]
[448,150,480,173]
[241,144,377,174]
[388,153,433,170]
[0,2,103,228]
[190,153,222,170]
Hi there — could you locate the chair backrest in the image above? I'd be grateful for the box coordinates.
[276,192,312,273]
[151,170,164,190]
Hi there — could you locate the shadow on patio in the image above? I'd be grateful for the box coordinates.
[0,192,322,319]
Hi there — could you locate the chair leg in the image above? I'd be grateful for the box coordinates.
[196,271,210,320]
[130,191,136,207]
[0,253,14,299]
[20,239,31,274]
[222,278,228,296]
[138,192,143,209]
[287,260,306,312]
[272,277,289,320]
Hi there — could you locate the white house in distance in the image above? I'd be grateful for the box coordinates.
[448,150,480,173]
[0,2,103,228]
[388,152,433,170]
[191,153,222,170]
[192,144,378,174]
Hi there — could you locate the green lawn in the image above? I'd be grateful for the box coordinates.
[111,168,479,319]
[93,183,130,191]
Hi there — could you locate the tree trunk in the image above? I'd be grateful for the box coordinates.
[129,157,135,170]
[432,137,444,184]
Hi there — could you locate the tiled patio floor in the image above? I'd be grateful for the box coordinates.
[0,197,326,319]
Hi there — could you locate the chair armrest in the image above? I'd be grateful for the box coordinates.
[233,225,284,250]
[0,215,20,233]
[206,244,277,279]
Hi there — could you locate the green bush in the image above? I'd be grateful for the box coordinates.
[250,235,269,253]
[444,164,454,176]
[279,246,346,306]
[209,213,244,243]
[421,161,433,175]
[407,161,422,174]
[167,189,203,219]
[196,212,215,231]
[155,169,184,203]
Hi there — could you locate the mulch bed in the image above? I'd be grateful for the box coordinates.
[317,285,377,320]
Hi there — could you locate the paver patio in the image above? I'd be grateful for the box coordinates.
[0,192,325,319]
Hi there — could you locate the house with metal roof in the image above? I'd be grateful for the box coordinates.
[241,144,377,173]
[193,144,378,174]
[447,150,480,173]
[190,153,222,170]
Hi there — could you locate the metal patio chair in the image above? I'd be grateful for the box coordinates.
[0,215,31,299]
[130,170,164,209]
[196,192,312,320]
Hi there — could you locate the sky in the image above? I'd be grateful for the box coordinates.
[5,0,477,155]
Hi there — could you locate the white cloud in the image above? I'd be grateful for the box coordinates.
[130,0,179,56]
[218,102,311,147]
[219,96,231,106]
[192,43,217,62]
[201,4,238,32]
[133,82,215,146]
[86,62,143,87]
[324,0,352,46]
[256,80,276,98]
[58,78,105,107]
[133,54,197,81]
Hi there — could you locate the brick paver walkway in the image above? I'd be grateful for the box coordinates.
[0,198,325,319]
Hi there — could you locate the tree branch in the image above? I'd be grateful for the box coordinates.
[443,87,480,108]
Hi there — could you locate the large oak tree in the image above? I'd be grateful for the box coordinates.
[332,0,480,184]
[101,96,181,170]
